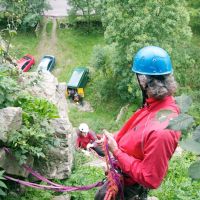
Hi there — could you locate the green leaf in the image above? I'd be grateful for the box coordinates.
[175,95,192,113]
[192,126,200,142]
[188,160,200,180]
[0,181,7,189]
[156,109,173,122]
[167,114,194,131]
[180,138,200,154]
[0,188,6,196]
[0,171,5,177]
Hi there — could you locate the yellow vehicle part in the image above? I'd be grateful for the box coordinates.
[77,88,84,97]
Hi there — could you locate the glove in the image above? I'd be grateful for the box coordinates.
[103,129,118,153]
[86,143,94,150]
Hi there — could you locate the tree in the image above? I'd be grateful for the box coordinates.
[68,0,101,31]
[186,0,200,32]
[0,0,49,31]
[0,0,49,62]
[98,0,192,101]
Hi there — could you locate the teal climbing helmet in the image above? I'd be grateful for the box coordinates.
[132,46,173,75]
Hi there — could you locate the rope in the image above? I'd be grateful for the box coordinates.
[4,175,103,192]
[3,136,125,200]
[3,148,103,192]
[103,137,124,200]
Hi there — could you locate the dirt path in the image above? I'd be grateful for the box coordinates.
[35,17,62,76]
[36,17,57,61]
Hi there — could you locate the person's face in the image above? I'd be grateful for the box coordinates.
[80,131,87,137]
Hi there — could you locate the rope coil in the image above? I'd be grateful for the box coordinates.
[103,137,124,200]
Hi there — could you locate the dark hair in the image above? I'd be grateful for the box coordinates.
[146,74,177,100]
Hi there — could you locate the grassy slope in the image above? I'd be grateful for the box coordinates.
[56,28,104,82]
[150,152,200,200]
[10,32,39,59]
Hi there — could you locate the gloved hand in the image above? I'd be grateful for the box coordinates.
[81,149,91,156]
[86,143,94,150]
[103,129,118,153]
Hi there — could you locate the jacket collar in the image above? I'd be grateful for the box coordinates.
[145,96,174,109]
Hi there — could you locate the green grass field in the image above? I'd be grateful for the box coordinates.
[10,32,39,59]
[56,28,104,82]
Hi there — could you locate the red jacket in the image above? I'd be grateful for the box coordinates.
[113,96,181,189]
[76,131,96,149]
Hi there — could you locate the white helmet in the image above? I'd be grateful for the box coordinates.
[79,123,89,133]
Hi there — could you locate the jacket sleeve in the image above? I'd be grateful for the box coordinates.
[113,129,180,189]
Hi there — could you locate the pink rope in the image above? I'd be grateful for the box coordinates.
[5,175,103,192]
[104,139,124,200]
[23,165,61,187]
[3,147,103,192]
[3,143,123,198]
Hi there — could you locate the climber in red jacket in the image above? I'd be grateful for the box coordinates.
[95,46,181,200]
[76,123,105,157]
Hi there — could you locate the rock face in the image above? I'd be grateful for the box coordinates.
[0,149,33,177]
[20,72,68,118]
[0,72,75,179]
[22,72,75,179]
[0,107,22,142]
[52,194,70,200]
[34,118,75,179]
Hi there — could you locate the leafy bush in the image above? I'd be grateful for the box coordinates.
[0,0,50,31]
[186,0,200,32]
[15,95,59,126]
[8,121,55,164]
[0,65,59,164]
[90,45,110,70]
[90,44,140,103]
[0,66,21,108]
[8,94,59,164]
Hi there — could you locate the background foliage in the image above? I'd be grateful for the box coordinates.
[0,0,49,31]
[68,0,102,31]
[90,0,192,102]
[186,0,200,32]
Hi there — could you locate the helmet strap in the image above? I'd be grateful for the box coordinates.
[136,74,148,107]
